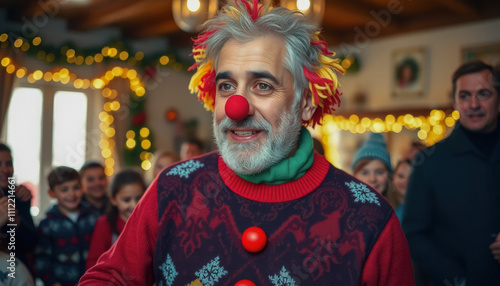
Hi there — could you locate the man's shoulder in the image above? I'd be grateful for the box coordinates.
[322,166,394,217]
[158,151,219,181]
[412,128,461,164]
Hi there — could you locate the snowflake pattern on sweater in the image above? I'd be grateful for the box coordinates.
[269,266,296,286]
[195,256,228,286]
[345,181,381,206]
[166,160,205,178]
[159,254,178,285]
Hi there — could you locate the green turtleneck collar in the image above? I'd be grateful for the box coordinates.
[236,127,314,185]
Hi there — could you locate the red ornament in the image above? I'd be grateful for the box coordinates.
[165,108,178,122]
[144,65,156,78]
[241,226,267,253]
[234,280,257,286]
[132,111,146,126]
[225,95,249,121]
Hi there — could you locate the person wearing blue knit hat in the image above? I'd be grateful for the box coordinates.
[352,133,398,209]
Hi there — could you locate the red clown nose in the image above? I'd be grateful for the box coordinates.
[225,95,249,121]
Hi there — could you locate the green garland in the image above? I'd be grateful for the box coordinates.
[0,31,193,71]
[123,92,155,167]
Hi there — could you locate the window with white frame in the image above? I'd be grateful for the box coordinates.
[3,87,88,218]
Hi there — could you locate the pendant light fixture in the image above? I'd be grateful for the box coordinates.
[172,0,219,33]
[280,0,325,27]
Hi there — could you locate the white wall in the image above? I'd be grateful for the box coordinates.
[332,17,500,111]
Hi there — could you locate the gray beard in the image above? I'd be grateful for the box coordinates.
[213,102,302,174]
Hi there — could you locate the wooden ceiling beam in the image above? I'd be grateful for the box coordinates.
[434,0,478,17]
[126,18,180,39]
[69,0,171,31]
[322,0,403,36]
[22,0,110,18]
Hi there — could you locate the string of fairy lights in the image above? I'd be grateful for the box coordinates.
[0,33,173,176]
[1,33,460,175]
[319,110,460,165]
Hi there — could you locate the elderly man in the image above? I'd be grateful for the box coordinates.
[404,61,500,285]
[79,1,412,285]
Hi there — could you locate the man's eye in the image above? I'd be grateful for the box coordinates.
[219,83,233,91]
[253,82,273,95]
[478,90,492,100]
[459,93,470,100]
[257,83,270,90]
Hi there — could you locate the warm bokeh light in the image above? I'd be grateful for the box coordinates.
[140,127,150,138]
[21,43,30,52]
[141,160,152,170]
[135,51,144,61]
[141,139,151,150]
[1,57,10,67]
[160,56,170,65]
[16,69,26,78]
[14,39,23,48]
[126,130,135,139]
[119,51,129,61]
[33,70,43,80]
[297,0,311,11]
[94,53,104,63]
[6,64,15,74]
[93,79,105,89]
[32,37,42,46]
[126,138,136,149]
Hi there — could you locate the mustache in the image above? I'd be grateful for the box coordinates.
[465,112,486,117]
[217,116,272,133]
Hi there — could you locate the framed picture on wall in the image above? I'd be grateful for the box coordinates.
[392,47,426,98]
[462,42,500,66]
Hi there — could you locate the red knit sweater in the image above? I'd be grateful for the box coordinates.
[79,152,414,285]
[86,215,126,269]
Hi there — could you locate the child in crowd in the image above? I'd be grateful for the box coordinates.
[392,159,412,222]
[86,170,146,269]
[80,162,109,215]
[351,133,398,208]
[148,150,179,182]
[36,166,99,286]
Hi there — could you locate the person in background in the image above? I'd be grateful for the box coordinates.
[150,150,179,181]
[179,138,204,161]
[407,141,425,160]
[80,162,109,215]
[86,170,146,269]
[351,133,399,209]
[0,143,37,277]
[404,60,500,285]
[36,166,99,286]
[79,1,413,284]
[392,158,412,223]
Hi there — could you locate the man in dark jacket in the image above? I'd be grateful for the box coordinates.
[403,60,500,285]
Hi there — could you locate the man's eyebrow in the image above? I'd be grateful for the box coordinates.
[477,88,493,93]
[215,71,232,81]
[248,71,279,84]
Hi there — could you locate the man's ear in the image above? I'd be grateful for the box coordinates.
[300,90,317,122]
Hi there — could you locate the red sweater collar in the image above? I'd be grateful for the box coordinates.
[218,153,330,203]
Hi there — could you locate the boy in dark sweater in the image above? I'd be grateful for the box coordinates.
[36,166,99,286]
